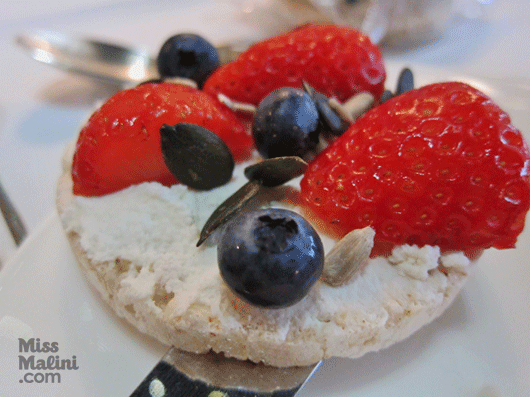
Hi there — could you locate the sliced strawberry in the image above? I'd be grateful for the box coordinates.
[203,25,386,106]
[300,82,530,255]
[72,83,252,197]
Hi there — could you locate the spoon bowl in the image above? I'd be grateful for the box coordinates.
[16,31,159,86]
[16,31,249,86]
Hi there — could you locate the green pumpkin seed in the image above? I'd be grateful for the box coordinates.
[244,156,308,187]
[197,180,262,247]
[160,123,234,190]
[197,156,308,246]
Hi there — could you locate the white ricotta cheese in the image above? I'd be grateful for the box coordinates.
[61,158,471,335]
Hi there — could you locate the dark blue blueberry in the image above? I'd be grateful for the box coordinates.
[157,34,220,87]
[217,208,324,308]
[252,88,320,159]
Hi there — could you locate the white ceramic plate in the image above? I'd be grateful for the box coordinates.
[1,65,529,397]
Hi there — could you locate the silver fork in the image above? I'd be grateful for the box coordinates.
[0,180,27,247]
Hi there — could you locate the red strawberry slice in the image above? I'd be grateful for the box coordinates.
[203,24,385,106]
[72,83,252,197]
[300,82,530,256]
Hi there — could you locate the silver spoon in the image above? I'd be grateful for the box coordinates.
[15,31,249,86]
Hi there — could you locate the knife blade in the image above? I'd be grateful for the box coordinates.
[129,347,321,397]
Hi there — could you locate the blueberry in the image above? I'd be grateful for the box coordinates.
[252,88,320,159]
[217,208,324,308]
[157,34,220,87]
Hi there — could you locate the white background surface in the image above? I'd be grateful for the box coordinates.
[1,1,530,396]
